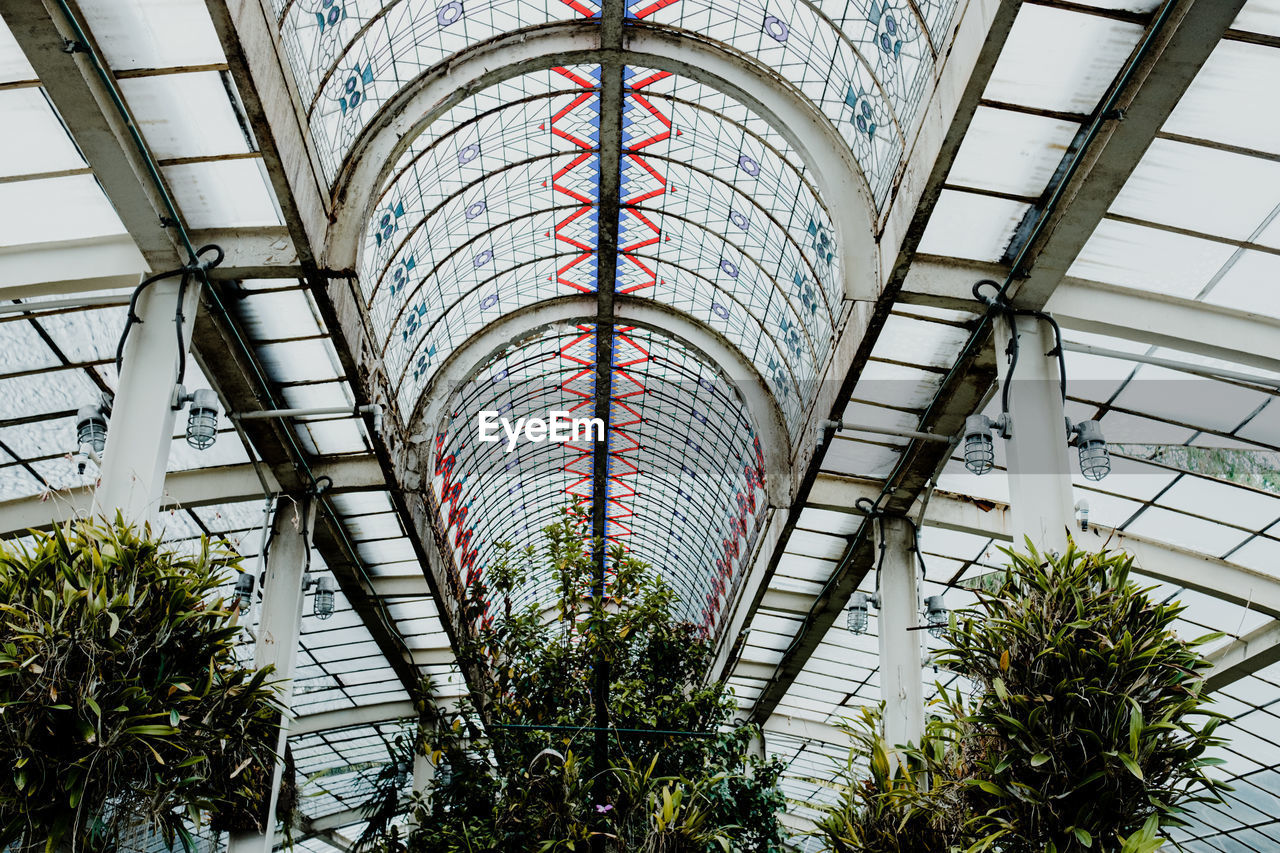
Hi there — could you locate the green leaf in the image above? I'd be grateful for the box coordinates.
[992,677,1008,702]
[123,724,179,736]
[1117,752,1144,781]
[1073,827,1093,847]
[1030,753,1050,767]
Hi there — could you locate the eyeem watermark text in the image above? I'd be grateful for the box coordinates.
[477,411,605,452]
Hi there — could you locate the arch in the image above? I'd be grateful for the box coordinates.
[406,293,793,507]
[325,23,880,303]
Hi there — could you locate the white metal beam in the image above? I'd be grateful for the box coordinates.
[94,277,201,525]
[305,808,367,834]
[291,700,416,736]
[901,256,1280,376]
[878,516,924,757]
[808,475,1280,620]
[285,809,365,850]
[763,713,849,749]
[0,229,302,304]
[0,236,146,300]
[1205,621,1280,693]
[995,313,1076,552]
[0,456,384,537]
[230,497,317,853]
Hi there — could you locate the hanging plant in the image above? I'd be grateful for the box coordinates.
[0,518,282,852]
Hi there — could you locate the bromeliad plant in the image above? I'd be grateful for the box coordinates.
[0,518,282,852]
[811,542,1229,853]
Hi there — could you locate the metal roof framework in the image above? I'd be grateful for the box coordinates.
[0,0,1277,848]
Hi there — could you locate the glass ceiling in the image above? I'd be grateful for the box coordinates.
[1,0,1279,848]
[430,320,767,629]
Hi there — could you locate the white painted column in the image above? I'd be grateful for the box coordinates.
[408,750,436,826]
[878,516,923,762]
[995,314,1075,554]
[228,496,315,853]
[95,275,200,525]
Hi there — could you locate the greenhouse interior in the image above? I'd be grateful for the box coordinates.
[1,0,1278,850]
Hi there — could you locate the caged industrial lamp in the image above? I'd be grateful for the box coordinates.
[185,389,221,450]
[233,571,255,611]
[312,575,338,620]
[75,400,110,454]
[962,413,1009,475]
[924,595,948,639]
[846,591,878,635]
[1072,419,1111,481]
[173,386,222,450]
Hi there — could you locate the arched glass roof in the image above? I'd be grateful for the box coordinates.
[360,67,842,430]
[273,0,961,203]
[429,321,766,628]
[5,0,1280,848]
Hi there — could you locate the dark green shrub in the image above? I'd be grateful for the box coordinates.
[0,519,282,851]
[812,542,1228,853]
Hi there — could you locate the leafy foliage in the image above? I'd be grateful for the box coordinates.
[366,507,786,852]
[810,708,968,853]
[0,519,282,851]
[810,542,1228,853]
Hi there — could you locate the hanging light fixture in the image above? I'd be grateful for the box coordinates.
[924,595,947,639]
[75,401,110,453]
[185,389,221,450]
[314,575,338,619]
[962,413,1009,475]
[233,572,254,611]
[1072,419,1111,481]
[847,591,877,635]
[170,386,222,450]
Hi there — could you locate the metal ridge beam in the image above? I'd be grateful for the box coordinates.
[291,699,416,736]
[0,229,302,303]
[1205,621,1280,693]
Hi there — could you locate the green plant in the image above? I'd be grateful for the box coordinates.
[940,542,1228,852]
[808,707,968,853]
[361,506,786,852]
[811,542,1228,853]
[0,519,282,852]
